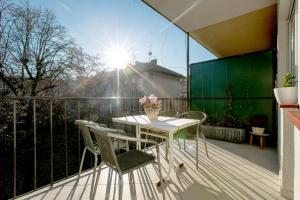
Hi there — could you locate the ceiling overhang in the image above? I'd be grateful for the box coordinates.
[143,0,277,58]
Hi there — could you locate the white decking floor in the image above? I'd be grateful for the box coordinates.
[17,139,286,200]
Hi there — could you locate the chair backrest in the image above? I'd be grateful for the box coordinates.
[75,120,97,152]
[160,110,179,117]
[179,111,207,124]
[89,126,120,172]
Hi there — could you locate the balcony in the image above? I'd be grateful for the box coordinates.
[0,97,284,200]
[15,138,281,199]
[1,0,298,199]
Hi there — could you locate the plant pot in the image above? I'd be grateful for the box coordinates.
[144,108,159,120]
[274,87,298,104]
[252,127,265,134]
[202,125,245,143]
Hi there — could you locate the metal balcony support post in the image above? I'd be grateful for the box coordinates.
[186,33,191,111]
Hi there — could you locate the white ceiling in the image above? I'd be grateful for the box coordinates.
[143,0,277,32]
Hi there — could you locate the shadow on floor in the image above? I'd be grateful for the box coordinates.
[206,139,279,174]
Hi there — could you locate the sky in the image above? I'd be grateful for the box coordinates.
[19,0,216,75]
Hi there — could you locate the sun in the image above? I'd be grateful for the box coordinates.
[104,45,130,69]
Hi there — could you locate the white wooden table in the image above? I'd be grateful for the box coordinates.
[112,115,201,180]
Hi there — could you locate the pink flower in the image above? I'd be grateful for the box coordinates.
[148,94,157,100]
[139,94,160,110]
[150,98,157,104]
[139,96,147,105]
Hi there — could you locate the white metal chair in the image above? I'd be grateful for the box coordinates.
[75,120,128,199]
[177,111,209,158]
[89,125,165,200]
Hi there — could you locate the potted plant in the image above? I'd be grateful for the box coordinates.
[274,73,297,104]
[248,115,267,134]
[139,94,161,120]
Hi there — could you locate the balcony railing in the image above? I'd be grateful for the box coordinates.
[0,96,187,200]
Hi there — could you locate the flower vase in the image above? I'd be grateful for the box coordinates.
[144,108,159,120]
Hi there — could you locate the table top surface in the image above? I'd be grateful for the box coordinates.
[250,132,270,136]
[112,115,200,132]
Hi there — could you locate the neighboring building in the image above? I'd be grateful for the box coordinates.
[120,59,186,98]
[54,59,186,98]
[180,77,187,98]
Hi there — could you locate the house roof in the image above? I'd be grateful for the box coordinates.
[130,59,185,78]
[142,0,277,58]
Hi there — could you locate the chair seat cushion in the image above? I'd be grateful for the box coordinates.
[117,150,155,174]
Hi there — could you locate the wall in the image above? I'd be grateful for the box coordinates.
[118,69,182,98]
[190,50,275,142]
[151,72,182,98]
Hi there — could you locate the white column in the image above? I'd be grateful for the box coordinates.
[277,8,291,196]
[280,107,296,199]
[295,0,300,198]
[294,127,300,199]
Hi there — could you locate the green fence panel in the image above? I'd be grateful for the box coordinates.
[191,50,275,143]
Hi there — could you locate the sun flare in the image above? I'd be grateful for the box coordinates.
[104,45,130,69]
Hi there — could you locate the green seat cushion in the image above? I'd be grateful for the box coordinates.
[117,150,155,174]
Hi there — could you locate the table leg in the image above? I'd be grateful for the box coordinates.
[136,125,141,150]
[167,131,174,178]
[157,131,184,186]
[250,134,253,145]
[260,136,263,149]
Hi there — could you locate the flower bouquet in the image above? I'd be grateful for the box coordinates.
[139,94,161,120]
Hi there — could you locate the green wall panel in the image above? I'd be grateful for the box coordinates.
[191,50,275,141]
[191,51,274,98]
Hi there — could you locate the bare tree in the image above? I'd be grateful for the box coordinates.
[74,48,105,77]
[0,0,84,97]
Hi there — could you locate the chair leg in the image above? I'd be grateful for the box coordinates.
[201,132,209,158]
[183,139,186,151]
[119,174,123,200]
[157,161,166,200]
[177,138,181,151]
[126,141,129,151]
[90,154,98,199]
[92,163,103,200]
[144,134,148,151]
[78,147,87,179]
[165,140,169,160]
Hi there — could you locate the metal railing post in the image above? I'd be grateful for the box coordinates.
[77,100,81,169]
[13,100,16,199]
[33,100,37,190]
[50,100,53,186]
[109,99,112,126]
[64,100,68,177]
[98,99,101,122]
